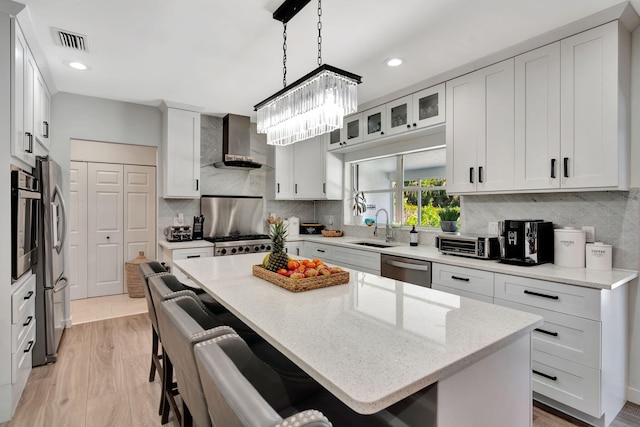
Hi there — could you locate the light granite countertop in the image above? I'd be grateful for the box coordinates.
[302,236,638,290]
[175,253,542,414]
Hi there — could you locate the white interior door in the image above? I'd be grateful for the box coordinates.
[69,162,88,300]
[124,165,156,261]
[88,163,124,297]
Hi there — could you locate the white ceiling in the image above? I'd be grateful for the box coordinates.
[17,0,639,119]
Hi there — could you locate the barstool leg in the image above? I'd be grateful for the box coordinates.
[149,328,159,382]
[182,401,193,427]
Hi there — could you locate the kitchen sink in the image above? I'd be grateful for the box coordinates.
[352,242,393,248]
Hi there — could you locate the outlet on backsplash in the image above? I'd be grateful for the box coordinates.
[582,225,595,243]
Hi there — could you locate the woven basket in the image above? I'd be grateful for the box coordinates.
[321,229,343,237]
[252,265,349,293]
[125,251,150,298]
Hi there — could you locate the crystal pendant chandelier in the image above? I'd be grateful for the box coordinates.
[254,0,362,146]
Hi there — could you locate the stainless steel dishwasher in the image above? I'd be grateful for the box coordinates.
[380,254,432,287]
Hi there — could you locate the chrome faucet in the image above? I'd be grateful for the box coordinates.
[373,208,392,242]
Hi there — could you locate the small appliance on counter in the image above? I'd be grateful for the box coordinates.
[554,227,586,267]
[498,220,554,266]
[167,225,192,242]
[300,223,325,235]
[192,215,204,240]
[435,234,499,259]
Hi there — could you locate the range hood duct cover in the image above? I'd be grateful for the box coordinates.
[213,114,270,170]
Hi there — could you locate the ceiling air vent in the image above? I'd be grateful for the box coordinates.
[53,28,88,51]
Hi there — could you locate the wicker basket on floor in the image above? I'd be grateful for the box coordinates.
[125,251,150,298]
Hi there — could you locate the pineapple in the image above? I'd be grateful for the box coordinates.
[265,218,289,272]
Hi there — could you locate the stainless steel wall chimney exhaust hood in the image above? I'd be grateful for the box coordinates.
[213,114,270,170]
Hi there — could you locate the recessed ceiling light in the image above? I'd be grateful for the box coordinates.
[65,61,88,70]
[385,58,403,67]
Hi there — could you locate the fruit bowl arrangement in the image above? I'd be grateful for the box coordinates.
[256,217,349,292]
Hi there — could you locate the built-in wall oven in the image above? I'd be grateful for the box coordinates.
[11,167,41,281]
[381,254,432,288]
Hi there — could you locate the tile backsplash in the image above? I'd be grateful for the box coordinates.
[461,189,639,270]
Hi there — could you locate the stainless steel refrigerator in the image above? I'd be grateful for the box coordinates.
[33,156,68,365]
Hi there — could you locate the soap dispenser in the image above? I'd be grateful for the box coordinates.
[410,226,418,246]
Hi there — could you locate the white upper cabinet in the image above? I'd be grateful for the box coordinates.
[514,42,561,190]
[560,21,629,190]
[363,105,386,141]
[161,104,201,198]
[411,83,446,129]
[331,113,364,151]
[386,94,413,136]
[11,20,34,168]
[269,135,343,200]
[34,71,51,151]
[446,59,515,194]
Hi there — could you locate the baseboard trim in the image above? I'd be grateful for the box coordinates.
[628,386,640,405]
[0,383,12,422]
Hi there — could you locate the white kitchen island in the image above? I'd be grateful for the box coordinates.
[175,253,543,426]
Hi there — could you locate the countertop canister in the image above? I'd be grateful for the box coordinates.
[288,216,300,238]
[554,227,586,267]
[586,242,612,270]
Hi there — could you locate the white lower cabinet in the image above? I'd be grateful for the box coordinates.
[494,273,627,425]
[303,242,381,275]
[160,244,214,287]
[284,241,304,257]
[11,273,36,415]
[431,263,494,302]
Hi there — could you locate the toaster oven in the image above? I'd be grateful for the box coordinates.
[167,225,192,242]
[435,234,500,259]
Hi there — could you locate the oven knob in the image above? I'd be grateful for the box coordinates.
[254,246,260,252]
[231,248,237,254]
[260,244,265,249]
[237,246,243,252]
[221,249,227,255]
[244,247,250,252]
[266,245,271,251]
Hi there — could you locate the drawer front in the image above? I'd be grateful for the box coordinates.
[432,284,494,304]
[11,302,35,353]
[12,321,35,383]
[172,247,214,261]
[333,247,381,271]
[496,299,601,369]
[432,263,494,297]
[12,274,36,324]
[532,350,601,418]
[494,274,601,320]
[303,242,335,262]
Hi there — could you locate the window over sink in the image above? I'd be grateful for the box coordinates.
[348,147,459,228]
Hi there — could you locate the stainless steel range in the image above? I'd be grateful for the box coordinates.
[201,195,272,257]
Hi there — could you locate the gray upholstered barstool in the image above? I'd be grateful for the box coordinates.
[194,333,392,427]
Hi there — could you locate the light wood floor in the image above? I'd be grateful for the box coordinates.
[70,293,148,325]
[3,313,640,427]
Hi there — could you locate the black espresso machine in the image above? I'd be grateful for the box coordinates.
[498,220,554,266]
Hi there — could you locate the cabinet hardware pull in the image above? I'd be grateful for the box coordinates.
[451,275,470,282]
[295,184,298,194]
[187,255,201,259]
[196,179,199,191]
[469,167,474,184]
[25,132,33,153]
[23,316,33,327]
[478,166,483,183]
[550,159,556,178]
[534,328,558,337]
[532,369,557,381]
[277,183,280,193]
[413,123,417,127]
[317,249,325,253]
[44,121,49,138]
[24,291,34,300]
[24,340,34,353]
[524,289,559,300]
[323,183,326,193]
[407,124,411,129]
[381,131,384,135]
[563,157,569,178]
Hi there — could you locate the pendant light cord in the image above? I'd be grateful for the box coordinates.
[317,0,322,66]
[282,22,288,87]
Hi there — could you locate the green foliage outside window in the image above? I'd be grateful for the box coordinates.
[403,178,459,227]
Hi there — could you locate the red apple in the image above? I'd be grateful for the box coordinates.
[304,268,318,277]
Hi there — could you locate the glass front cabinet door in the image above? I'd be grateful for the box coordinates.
[412,83,445,129]
[386,95,413,136]
[328,128,342,151]
[337,112,364,149]
[363,105,386,141]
